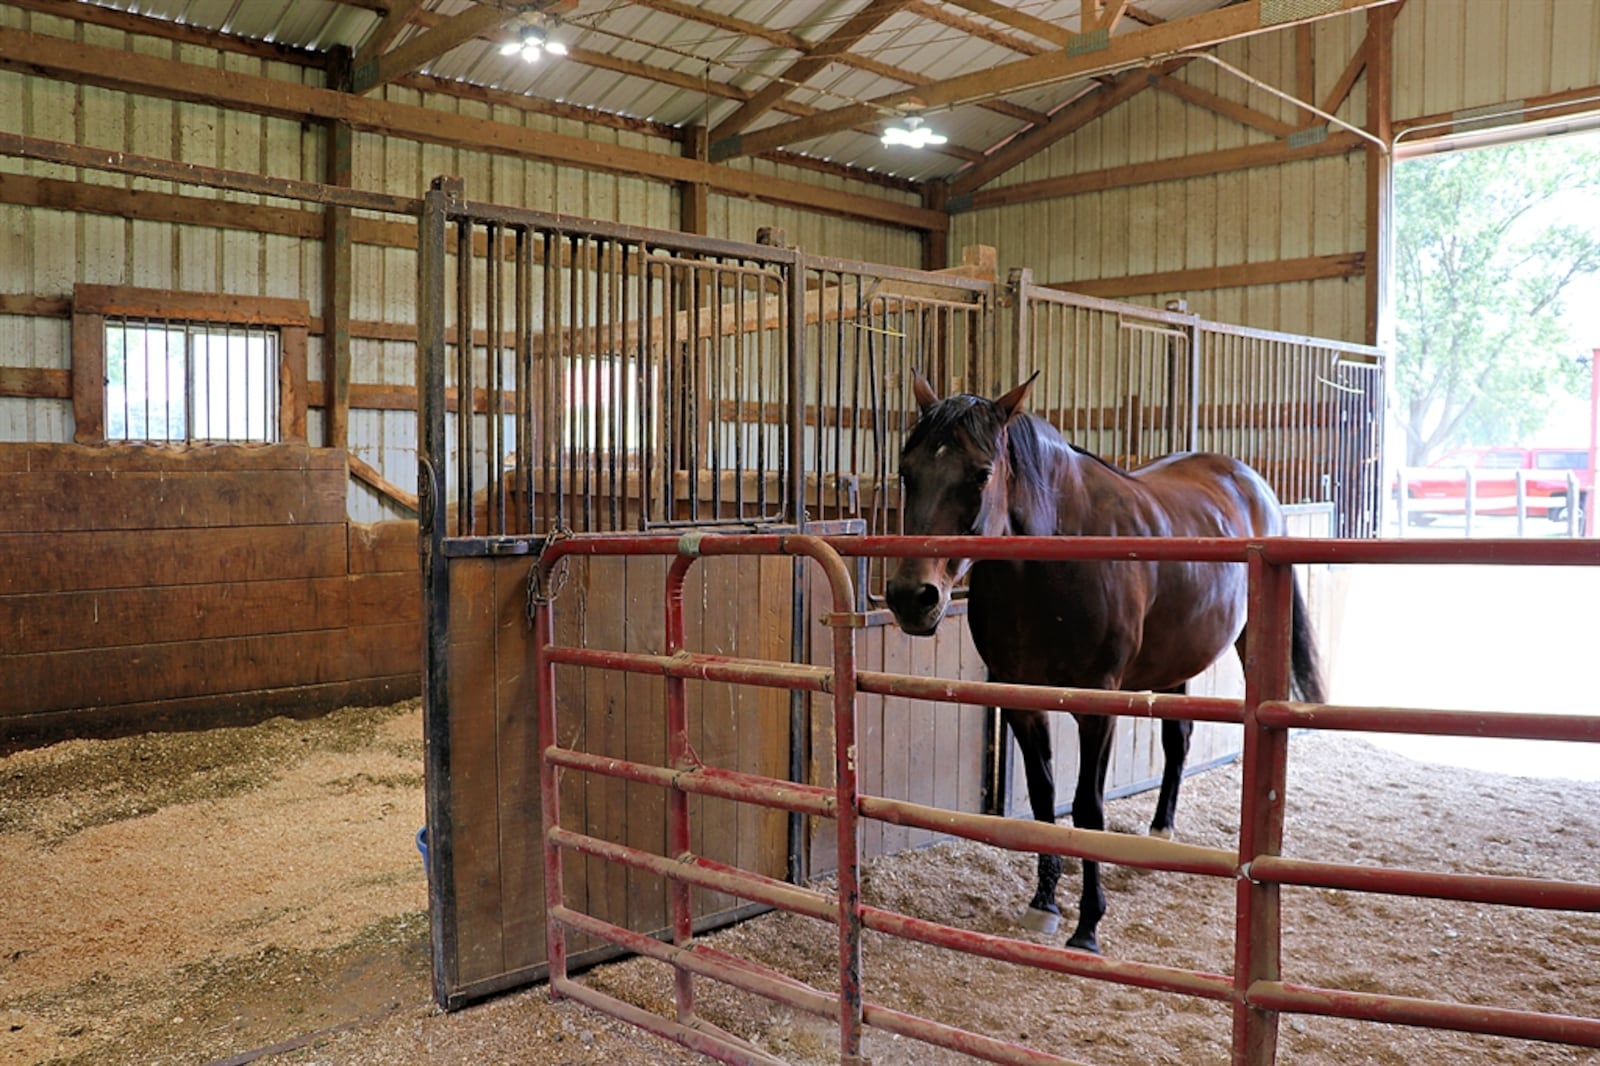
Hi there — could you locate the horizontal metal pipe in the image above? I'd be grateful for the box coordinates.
[545,746,837,818]
[859,792,1237,878]
[859,669,1244,724]
[1257,700,1600,741]
[553,906,837,1019]
[547,826,836,923]
[864,906,1235,1003]
[544,645,834,693]
[558,906,1084,1066]
[861,1000,1091,1066]
[1248,854,1600,912]
[1249,980,1600,1047]
[820,534,1600,568]
[487,530,1600,570]
[551,971,788,1066]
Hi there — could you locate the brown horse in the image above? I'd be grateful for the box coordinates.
[885,373,1324,953]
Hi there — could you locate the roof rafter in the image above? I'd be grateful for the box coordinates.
[712,0,1399,163]
[709,0,913,142]
[353,1,525,93]
[949,57,1191,198]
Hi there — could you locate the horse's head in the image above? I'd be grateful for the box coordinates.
[885,372,1037,636]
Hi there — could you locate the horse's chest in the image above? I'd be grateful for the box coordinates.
[966,563,1125,687]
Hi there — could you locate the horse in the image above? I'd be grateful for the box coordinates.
[884,372,1324,954]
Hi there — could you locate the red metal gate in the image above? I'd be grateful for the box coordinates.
[533,531,1600,1066]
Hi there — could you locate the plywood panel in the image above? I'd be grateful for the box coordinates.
[444,558,505,987]
[492,555,544,969]
[622,552,668,937]
[1,576,350,654]
[0,523,348,595]
[3,619,417,716]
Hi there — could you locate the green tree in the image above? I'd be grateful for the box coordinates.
[1393,137,1600,465]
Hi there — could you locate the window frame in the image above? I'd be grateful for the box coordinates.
[72,284,309,446]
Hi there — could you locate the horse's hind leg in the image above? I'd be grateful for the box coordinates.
[1004,708,1063,936]
[1150,693,1194,838]
[1067,713,1115,954]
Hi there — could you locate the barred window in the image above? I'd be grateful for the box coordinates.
[105,319,280,443]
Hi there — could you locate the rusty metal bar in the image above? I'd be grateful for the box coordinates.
[1249,981,1600,1047]
[1257,700,1600,741]
[664,553,697,1024]
[546,746,837,818]
[1232,547,1294,1066]
[1247,854,1600,911]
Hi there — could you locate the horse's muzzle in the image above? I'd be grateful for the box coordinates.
[885,576,945,636]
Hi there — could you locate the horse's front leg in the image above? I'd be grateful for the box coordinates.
[1003,708,1062,935]
[1067,712,1116,953]
[1150,696,1194,838]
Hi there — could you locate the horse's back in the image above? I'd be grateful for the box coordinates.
[1129,451,1285,538]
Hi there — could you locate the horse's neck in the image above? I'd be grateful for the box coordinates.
[1009,424,1138,537]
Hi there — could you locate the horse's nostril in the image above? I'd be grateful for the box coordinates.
[915,584,939,610]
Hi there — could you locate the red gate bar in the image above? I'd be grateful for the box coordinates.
[1256,700,1600,742]
[1246,854,1600,911]
[1248,980,1600,1047]
[532,531,1600,1066]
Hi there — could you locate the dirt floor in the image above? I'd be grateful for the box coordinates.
[3,697,1599,1066]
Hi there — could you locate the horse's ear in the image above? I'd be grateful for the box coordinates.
[996,371,1040,422]
[912,370,939,414]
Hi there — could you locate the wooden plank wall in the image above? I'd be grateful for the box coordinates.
[440,549,793,1001]
[0,442,420,749]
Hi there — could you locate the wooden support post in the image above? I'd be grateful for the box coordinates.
[680,125,709,236]
[921,181,949,271]
[325,47,354,450]
[1363,7,1394,349]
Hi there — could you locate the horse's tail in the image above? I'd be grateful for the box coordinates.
[1290,571,1326,704]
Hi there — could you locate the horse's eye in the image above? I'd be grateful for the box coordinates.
[973,467,992,487]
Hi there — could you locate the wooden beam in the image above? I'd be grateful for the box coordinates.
[0,27,945,232]
[1045,252,1365,298]
[1295,23,1316,122]
[0,366,70,399]
[950,61,1190,199]
[680,126,709,236]
[935,0,1069,45]
[1151,73,1298,138]
[352,0,426,73]
[1364,6,1394,348]
[959,131,1362,211]
[2,0,322,67]
[325,47,354,452]
[1320,37,1368,119]
[349,453,419,514]
[353,1,520,93]
[713,0,1400,160]
[710,0,912,142]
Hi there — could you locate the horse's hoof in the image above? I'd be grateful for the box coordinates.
[1065,932,1101,954]
[1020,906,1061,935]
[1148,826,1174,840]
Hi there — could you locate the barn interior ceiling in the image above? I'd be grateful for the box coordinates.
[31,0,1398,195]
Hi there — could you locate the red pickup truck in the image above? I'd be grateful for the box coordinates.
[1395,446,1593,524]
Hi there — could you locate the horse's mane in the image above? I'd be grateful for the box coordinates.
[910,394,1127,486]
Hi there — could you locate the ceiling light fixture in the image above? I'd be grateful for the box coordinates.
[499,21,567,63]
[880,115,946,149]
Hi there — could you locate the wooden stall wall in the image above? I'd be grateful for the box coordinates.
[435,549,795,1004]
[0,443,420,750]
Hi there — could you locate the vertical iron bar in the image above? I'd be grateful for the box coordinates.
[454,219,473,535]
[417,178,457,1008]
[787,255,806,529]
[486,223,503,533]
